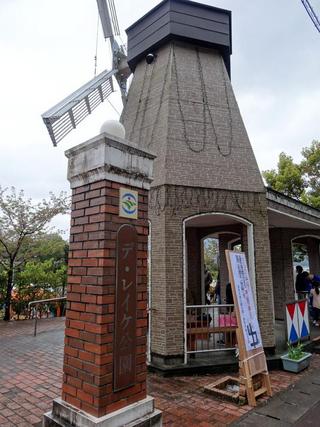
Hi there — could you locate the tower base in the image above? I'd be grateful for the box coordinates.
[43,396,162,427]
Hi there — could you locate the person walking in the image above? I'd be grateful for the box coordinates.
[310,281,320,326]
[295,265,305,294]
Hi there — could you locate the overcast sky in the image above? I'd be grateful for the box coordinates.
[1,0,320,233]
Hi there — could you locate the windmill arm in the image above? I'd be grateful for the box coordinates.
[42,0,128,146]
[42,68,116,146]
[301,0,320,33]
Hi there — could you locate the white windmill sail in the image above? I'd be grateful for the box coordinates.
[42,0,130,146]
[42,69,116,147]
[97,0,120,39]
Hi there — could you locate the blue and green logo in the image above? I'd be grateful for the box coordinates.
[121,192,137,216]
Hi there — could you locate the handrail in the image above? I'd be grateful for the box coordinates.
[28,296,66,336]
[186,304,236,354]
[187,304,234,308]
[28,296,66,308]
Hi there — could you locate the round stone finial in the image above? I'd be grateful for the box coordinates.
[100,120,126,139]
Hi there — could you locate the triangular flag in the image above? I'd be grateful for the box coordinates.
[289,325,299,343]
[298,300,306,316]
[301,320,309,338]
[287,303,296,320]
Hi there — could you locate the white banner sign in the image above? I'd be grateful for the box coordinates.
[229,252,262,352]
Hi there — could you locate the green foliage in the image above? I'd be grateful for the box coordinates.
[16,259,67,301]
[263,141,320,208]
[287,341,305,360]
[292,243,308,263]
[263,153,306,199]
[301,140,320,208]
[29,233,68,265]
[0,186,69,320]
[204,238,219,280]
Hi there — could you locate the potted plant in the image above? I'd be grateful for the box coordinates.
[281,341,312,373]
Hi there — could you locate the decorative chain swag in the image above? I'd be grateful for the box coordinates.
[149,186,266,217]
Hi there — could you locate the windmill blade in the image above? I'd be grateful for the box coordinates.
[301,0,320,33]
[108,0,120,36]
[42,68,116,146]
[97,0,117,40]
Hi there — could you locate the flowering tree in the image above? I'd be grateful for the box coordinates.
[0,187,69,320]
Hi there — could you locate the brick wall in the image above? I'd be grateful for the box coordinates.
[149,185,275,362]
[121,37,272,363]
[62,179,149,417]
[307,237,320,274]
[218,234,230,302]
[186,228,201,305]
[121,41,265,194]
[270,229,320,320]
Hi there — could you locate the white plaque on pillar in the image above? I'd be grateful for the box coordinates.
[119,188,138,219]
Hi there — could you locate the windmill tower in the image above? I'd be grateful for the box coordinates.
[121,0,275,367]
[41,0,276,368]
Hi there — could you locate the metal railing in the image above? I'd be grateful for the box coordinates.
[186,304,237,354]
[28,296,66,336]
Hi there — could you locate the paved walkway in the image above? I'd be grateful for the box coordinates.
[0,318,319,426]
[232,358,320,426]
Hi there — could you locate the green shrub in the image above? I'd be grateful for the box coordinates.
[287,341,305,360]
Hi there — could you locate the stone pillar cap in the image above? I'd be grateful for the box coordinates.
[65,132,156,190]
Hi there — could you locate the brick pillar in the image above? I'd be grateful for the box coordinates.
[270,228,295,320]
[307,237,320,274]
[219,234,231,302]
[186,228,201,304]
[43,133,162,426]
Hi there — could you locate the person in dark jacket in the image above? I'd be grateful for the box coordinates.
[226,282,234,305]
[295,265,305,293]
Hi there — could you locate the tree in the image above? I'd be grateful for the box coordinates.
[28,233,69,296]
[263,153,306,199]
[0,187,69,321]
[292,243,308,264]
[12,233,68,317]
[29,232,68,264]
[301,140,320,208]
[204,238,219,280]
[263,141,320,208]
[16,259,67,302]
[0,267,6,318]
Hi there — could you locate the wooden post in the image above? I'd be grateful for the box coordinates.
[225,250,272,406]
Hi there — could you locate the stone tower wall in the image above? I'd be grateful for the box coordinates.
[122,42,265,193]
[122,37,275,364]
[148,186,275,362]
[270,229,320,320]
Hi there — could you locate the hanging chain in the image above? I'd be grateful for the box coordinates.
[196,47,214,152]
[219,56,233,157]
[173,44,206,153]
[146,44,173,148]
[137,58,157,144]
[196,48,232,156]
[129,61,149,140]
[172,44,233,156]
[130,44,233,157]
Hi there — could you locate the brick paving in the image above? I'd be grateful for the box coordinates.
[1,318,320,426]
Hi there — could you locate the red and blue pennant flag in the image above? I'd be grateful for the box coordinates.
[286,300,310,344]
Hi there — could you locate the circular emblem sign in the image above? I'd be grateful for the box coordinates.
[122,192,137,214]
[119,189,138,219]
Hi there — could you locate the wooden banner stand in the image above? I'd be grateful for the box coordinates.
[225,250,272,406]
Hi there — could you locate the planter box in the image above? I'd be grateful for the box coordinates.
[281,352,312,373]
[204,376,245,404]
